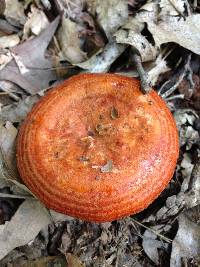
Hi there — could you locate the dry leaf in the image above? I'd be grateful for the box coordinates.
[23,5,49,39]
[142,226,168,265]
[0,51,12,70]
[174,110,199,149]
[76,42,126,72]
[0,122,32,195]
[96,0,128,39]
[58,17,87,64]
[180,153,194,179]
[138,8,200,55]
[147,53,170,85]
[66,253,85,267]
[0,199,51,260]
[170,213,200,267]
[115,27,157,62]
[0,34,20,49]
[0,95,39,123]
[0,121,18,177]
[159,0,185,16]
[0,17,60,94]
[4,0,26,27]
[49,210,74,223]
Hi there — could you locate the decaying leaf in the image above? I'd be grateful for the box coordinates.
[114,17,157,62]
[50,210,73,223]
[159,0,185,16]
[4,0,26,27]
[0,52,13,70]
[0,199,51,260]
[95,0,128,39]
[0,17,60,94]
[142,225,168,265]
[0,34,20,49]
[174,110,199,149]
[0,121,18,178]
[58,16,87,64]
[180,153,194,179]
[0,121,32,195]
[170,213,200,267]
[138,4,200,55]
[0,95,39,123]
[147,53,170,86]
[23,5,49,39]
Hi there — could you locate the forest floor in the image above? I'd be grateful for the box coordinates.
[0,1,199,266]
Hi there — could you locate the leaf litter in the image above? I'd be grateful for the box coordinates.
[0,0,200,266]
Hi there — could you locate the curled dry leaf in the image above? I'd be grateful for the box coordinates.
[4,0,26,27]
[23,5,49,39]
[114,18,157,62]
[0,34,20,49]
[0,199,51,261]
[58,17,87,64]
[95,0,128,40]
[170,213,200,267]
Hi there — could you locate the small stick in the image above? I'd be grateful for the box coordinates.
[165,94,184,101]
[131,218,172,243]
[132,53,151,94]
[0,88,20,101]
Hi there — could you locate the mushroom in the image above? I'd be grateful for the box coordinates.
[17,74,179,222]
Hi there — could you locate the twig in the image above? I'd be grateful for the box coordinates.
[0,87,20,101]
[165,94,184,101]
[168,0,186,18]
[132,53,151,94]
[159,53,194,99]
[131,218,172,243]
[160,71,185,99]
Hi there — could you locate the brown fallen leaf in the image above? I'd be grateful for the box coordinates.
[66,253,85,267]
[0,16,60,94]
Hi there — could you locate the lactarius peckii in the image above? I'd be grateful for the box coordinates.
[17,74,179,222]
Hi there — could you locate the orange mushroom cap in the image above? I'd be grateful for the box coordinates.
[17,73,179,222]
